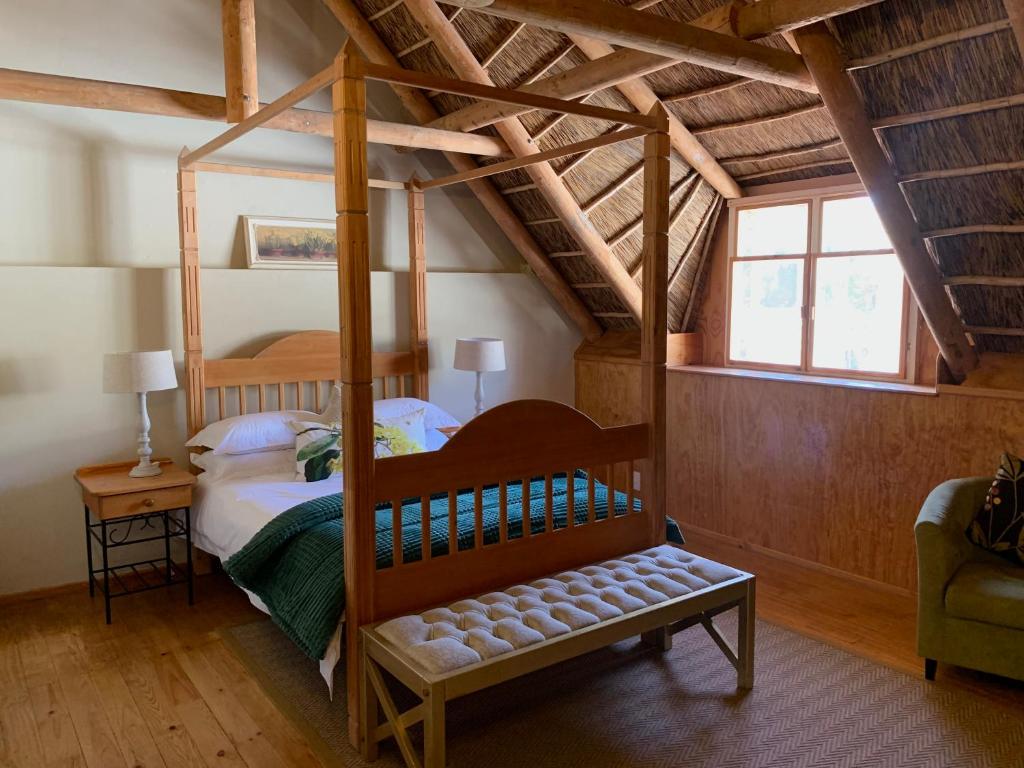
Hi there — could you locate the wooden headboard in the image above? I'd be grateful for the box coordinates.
[189,330,424,432]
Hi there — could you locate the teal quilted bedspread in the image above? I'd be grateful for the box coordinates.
[225,474,683,659]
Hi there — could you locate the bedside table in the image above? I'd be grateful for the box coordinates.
[74,460,197,624]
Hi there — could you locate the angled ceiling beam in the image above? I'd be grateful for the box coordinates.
[428,48,676,133]
[320,0,602,341]
[793,22,978,382]
[0,67,511,157]
[444,0,817,92]
[727,0,886,39]
[401,0,645,320]
[221,0,259,121]
[1001,0,1024,60]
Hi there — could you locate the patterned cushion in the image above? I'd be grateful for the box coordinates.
[967,453,1024,566]
[374,546,745,674]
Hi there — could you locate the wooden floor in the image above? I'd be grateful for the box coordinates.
[2,536,1022,767]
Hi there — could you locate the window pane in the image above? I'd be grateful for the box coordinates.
[730,259,804,366]
[822,196,892,253]
[737,203,808,257]
[811,254,905,374]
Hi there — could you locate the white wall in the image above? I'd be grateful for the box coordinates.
[0,0,581,595]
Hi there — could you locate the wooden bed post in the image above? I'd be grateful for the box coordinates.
[177,150,205,437]
[640,105,670,547]
[408,173,429,399]
[333,40,375,750]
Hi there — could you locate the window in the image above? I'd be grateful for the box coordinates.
[727,190,909,379]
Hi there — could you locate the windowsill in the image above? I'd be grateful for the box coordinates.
[668,364,937,396]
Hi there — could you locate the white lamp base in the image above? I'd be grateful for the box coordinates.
[128,391,162,477]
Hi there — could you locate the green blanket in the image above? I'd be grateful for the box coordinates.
[225,474,683,660]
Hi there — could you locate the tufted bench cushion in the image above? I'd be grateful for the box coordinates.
[374,545,746,674]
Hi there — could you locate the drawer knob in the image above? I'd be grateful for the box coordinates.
[143,498,155,507]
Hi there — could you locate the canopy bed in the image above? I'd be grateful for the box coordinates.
[176,39,754,767]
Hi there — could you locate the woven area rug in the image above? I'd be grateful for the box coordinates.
[222,614,1024,767]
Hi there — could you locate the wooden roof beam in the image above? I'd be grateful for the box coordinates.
[445,0,817,92]
[402,0,645,321]
[727,0,886,39]
[793,22,978,382]
[221,0,259,121]
[1002,0,1024,60]
[320,0,602,342]
[427,48,676,133]
[0,67,511,157]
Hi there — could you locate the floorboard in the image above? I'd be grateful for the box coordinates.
[0,542,1021,766]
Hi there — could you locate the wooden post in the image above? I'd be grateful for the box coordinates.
[408,174,429,399]
[333,39,375,750]
[1007,0,1024,61]
[640,104,670,547]
[177,152,205,437]
[793,22,978,382]
[221,0,259,121]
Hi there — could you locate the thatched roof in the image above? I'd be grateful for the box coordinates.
[353,0,1022,343]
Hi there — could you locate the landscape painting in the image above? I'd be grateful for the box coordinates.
[243,216,337,269]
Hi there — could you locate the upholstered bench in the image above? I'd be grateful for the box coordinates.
[359,545,755,768]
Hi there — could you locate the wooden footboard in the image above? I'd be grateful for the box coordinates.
[369,399,656,619]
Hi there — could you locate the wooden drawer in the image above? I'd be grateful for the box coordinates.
[91,485,192,521]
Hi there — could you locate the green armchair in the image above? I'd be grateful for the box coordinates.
[916,477,1024,682]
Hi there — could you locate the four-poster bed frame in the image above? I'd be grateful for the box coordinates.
[177,39,753,766]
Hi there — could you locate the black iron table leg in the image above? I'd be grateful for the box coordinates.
[84,505,95,597]
[163,510,172,586]
[185,506,194,606]
[101,519,111,625]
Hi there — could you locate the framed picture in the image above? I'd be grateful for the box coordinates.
[243,216,337,269]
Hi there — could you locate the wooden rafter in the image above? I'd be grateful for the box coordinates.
[846,19,1012,70]
[628,177,703,276]
[568,35,742,199]
[691,103,826,135]
[793,22,978,381]
[221,0,258,121]
[321,0,602,341]
[872,93,1024,130]
[667,194,719,290]
[923,224,1024,239]
[480,22,527,68]
[681,199,725,332]
[720,138,846,166]
[582,161,644,213]
[402,0,645,320]
[420,126,649,189]
[443,0,817,92]
[428,48,676,133]
[613,173,696,249]
[898,158,1024,183]
[0,67,512,157]
[943,275,1024,287]
[521,43,576,85]
[736,157,852,181]
[1009,1,1024,60]
[664,77,751,103]
[727,0,886,39]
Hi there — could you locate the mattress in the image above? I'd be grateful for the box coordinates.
[191,471,345,690]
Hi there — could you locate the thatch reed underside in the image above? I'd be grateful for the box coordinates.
[360,0,1022,348]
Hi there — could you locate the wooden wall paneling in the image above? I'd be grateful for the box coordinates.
[407,176,429,399]
[177,157,205,437]
[333,40,375,752]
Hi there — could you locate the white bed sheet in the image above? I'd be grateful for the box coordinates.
[191,471,345,691]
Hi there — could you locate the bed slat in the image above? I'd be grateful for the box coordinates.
[544,474,554,533]
[587,471,596,523]
[498,480,508,543]
[566,470,575,527]
[447,491,457,556]
[606,464,615,519]
[521,478,531,538]
[420,495,431,562]
[392,499,403,566]
[626,460,635,514]
[473,486,483,549]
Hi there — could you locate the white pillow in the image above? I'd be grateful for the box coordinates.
[318,389,461,434]
[372,397,460,431]
[185,410,317,455]
[190,449,294,482]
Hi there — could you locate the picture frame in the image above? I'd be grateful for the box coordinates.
[243,216,337,270]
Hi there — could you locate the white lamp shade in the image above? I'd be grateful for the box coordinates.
[103,350,178,394]
[453,337,506,373]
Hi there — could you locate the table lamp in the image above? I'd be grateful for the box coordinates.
[103,350,178,477]
[453,337,506,417]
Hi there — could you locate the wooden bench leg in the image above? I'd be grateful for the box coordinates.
[423,682,446,768]
[360,647,380,762]
[641,626,672,651]
[737,578,755,690]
